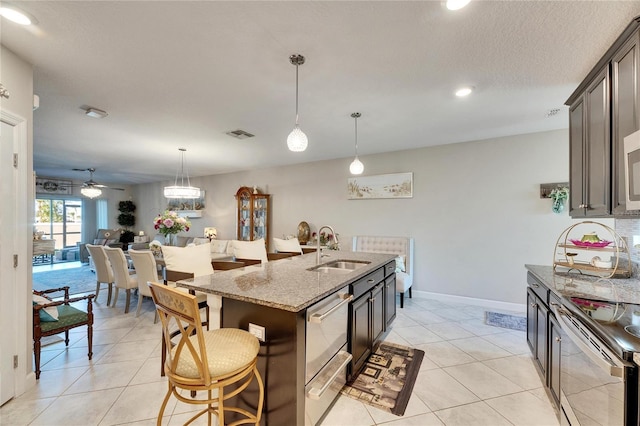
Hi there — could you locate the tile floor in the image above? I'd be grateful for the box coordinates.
[0,289,560,425]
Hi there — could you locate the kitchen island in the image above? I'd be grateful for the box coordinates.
[177,251,397,425]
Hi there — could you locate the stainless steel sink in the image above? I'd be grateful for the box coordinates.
[308,259,370,274]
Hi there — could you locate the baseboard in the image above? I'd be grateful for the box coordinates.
[413,290,526,314]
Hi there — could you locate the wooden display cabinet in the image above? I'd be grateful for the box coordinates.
[235,186,270,252]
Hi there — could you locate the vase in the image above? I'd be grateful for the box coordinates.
[165,234,176,246]
[552,199,565,214]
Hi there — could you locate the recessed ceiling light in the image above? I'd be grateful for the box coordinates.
[446,0,471,11]
[85,107,108,119]
[455,86,473,97]
[0,5,36,25]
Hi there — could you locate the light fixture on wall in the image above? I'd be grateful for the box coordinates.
[81,186,102,199]
[349,112,364,175]
[164,148,200,199]
[287,54,308,152]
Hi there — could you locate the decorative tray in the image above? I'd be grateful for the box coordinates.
[569,239,613,248]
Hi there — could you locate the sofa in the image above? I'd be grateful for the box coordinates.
[79,228,123,264]
[352,235,414,308]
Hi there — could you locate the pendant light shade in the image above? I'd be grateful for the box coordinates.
[287,54,308,152]
[349,112,364,175]
[164,148,200,199]
[81,186,102,199]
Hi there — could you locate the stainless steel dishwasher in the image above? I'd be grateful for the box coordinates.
[305,286,353,426]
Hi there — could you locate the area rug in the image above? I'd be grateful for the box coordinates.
[341,342,424,416]
[485,311,526,331]
[32,266,97,295]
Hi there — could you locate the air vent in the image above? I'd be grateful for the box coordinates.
[226,129,255,139]
[545,108,561,118]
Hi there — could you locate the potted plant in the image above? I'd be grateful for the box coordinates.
[117,200,136,244]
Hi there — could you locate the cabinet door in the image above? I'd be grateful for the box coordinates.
[384,275,396,330]
[371,283,385,345]
[548,314,562,409]
[584,67,611,216]
[535,300,548,376]
[350,294,371,377]
[569,97,586,217]
[526,288,537,353]
[236,188,252,241]
[612,30,640,214]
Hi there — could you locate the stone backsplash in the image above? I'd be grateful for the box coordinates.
[614,218,640,277]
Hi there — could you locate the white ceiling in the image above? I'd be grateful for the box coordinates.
[2,1,640,186]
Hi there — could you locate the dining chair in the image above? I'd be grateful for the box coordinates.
[273,237,303,255]
[85,244,114,305]
[148,282,264,426]
[128,249,162,321]
[232,238,269,263]
[104,246,138,313]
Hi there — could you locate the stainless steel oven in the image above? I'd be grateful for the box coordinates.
[552,299,638,426]
[305,286,353,426]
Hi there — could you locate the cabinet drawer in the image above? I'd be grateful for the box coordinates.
[384,261,396,277]
[527,272,549,305]
[351,268,385,300]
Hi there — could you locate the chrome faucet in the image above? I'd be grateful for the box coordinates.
[316,225,338,264]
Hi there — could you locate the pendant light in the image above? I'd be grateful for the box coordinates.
[287,54,308,152]
[164,148,200,199]
[349,112,364,175]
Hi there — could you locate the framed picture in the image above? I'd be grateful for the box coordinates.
[35,178,72,195]
[348,172,413,199]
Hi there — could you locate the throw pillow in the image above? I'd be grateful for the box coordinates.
[211,239,229,254]
[162,244,214,277]
[395,255,406,273]
[33,294,59,322]
[273,237,303,254]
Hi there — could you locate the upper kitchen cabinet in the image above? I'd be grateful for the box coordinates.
[566,16,640,218]
[235,186,270,251]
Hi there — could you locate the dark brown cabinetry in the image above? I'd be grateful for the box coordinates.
[526,272,560,410]
[548,314,562,408]
[567,18,640,217]
[569,67,611,217]
[612,32,640,214]
[349,261,396,379]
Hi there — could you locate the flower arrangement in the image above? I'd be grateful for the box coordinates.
[312,231,340,250]
[549,187,569,214]
[153,210,191,237]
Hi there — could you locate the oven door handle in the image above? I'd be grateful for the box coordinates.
[309,294,353,324]
[551,303,632,379]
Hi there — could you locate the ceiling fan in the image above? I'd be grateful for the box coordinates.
[71,168,125,197]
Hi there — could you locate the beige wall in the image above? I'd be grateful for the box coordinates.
[134,129,603,305]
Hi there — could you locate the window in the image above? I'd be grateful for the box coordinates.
[35,198,83,249]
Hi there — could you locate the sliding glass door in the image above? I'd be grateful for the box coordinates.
[35,198,83,249]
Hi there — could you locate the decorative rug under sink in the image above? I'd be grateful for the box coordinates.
[341,342,424,416]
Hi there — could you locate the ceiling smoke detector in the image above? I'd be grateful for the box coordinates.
[226,129,255,139]
[545,108,561,118]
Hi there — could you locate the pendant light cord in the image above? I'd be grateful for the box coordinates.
[354,114,358,156]
[295,63,300,126]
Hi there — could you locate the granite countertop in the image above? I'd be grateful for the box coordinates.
[177,251,396,312]
[526,264,640,304]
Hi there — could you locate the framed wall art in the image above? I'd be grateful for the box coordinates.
[348,172,413,199]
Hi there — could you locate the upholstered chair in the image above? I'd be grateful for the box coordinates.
[232,238,269,264]
[148,282,263,425]
[273,237,303,255]
[104,247,138,313]
[352,236,414,308]
[85,244,114,305]
[128,249,162,321]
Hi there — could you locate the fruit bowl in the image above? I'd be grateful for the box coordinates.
[569,239,613,248]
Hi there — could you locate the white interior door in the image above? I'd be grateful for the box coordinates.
[0,118,17,405]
